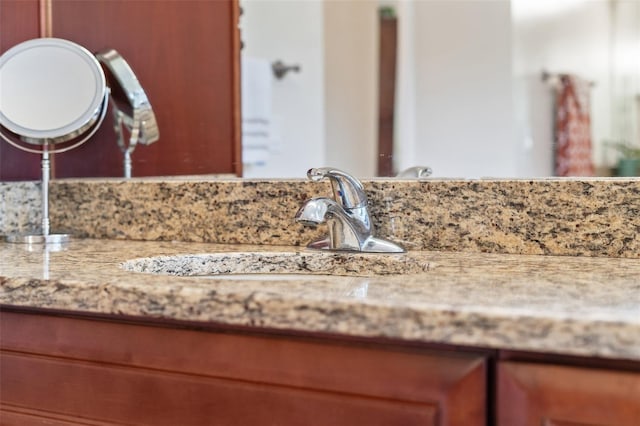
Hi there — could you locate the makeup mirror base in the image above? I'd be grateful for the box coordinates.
[6,234,70,245]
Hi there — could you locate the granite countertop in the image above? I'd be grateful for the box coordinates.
[1,238,639,361]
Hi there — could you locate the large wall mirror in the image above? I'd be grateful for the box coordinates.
[240,0,639,178]
[1,0,638,180]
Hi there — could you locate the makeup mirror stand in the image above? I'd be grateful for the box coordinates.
[38,144,60,243]
[0,91,109,245]
[0,38,111,245]
[113,107,146,179]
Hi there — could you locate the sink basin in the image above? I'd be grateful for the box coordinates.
[121,250,432,278]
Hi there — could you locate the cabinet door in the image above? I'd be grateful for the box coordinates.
[498,361,640,425]
[1,311,487,426]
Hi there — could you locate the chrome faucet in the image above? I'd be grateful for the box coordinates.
[295,167,405,253]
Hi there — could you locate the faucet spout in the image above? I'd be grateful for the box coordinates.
[295,197,369,251]
[294,197,332,227]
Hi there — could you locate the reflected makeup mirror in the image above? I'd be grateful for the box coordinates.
[0,37,109,244]
[97,48,159,178]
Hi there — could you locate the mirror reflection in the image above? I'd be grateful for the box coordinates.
[240,0,640,178]
[0,0,237,181]
[1,0,637,180]
[96,48,159,178]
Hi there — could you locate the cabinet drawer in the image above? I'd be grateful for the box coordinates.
[1,311,487,425]
[498,361,640,425]
[1,351,439,426]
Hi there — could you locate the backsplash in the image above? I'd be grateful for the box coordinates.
[367,179,640,258]
[3,178,640,258]
[0,181,40,236]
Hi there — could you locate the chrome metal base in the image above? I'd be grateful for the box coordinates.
[307,236,405,253]
[6,233,70,245]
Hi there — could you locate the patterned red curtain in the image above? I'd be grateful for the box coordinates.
[554,74,595,177]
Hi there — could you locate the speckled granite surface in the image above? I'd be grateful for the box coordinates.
[122,250,432,276]
[4,177,640,257]
[1,239,639,361]
[0,181,40,237]
[38,177,640,258]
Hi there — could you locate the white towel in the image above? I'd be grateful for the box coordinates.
[241,56,272,166]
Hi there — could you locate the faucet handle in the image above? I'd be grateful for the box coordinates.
[307,167,368,210]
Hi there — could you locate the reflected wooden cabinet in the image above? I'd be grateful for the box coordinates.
[0,0,241,180]
[497,361,640,425]
[0,311,486,425]
[0,0,41,180]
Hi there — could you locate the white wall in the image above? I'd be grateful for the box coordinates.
[324,0,378,177]
[240,0,325,178]
[241,0,378,178]
[512,0,613,175]
[393,0,624,177]
[611,0,640,148]
[395,0,516,178]
[392,0,417,176]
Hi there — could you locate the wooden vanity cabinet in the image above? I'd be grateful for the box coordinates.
[497,361,640,425]
[3,310,639,425]
[0,310,487,426]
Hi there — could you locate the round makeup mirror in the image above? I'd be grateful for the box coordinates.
[0,37,109,244]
